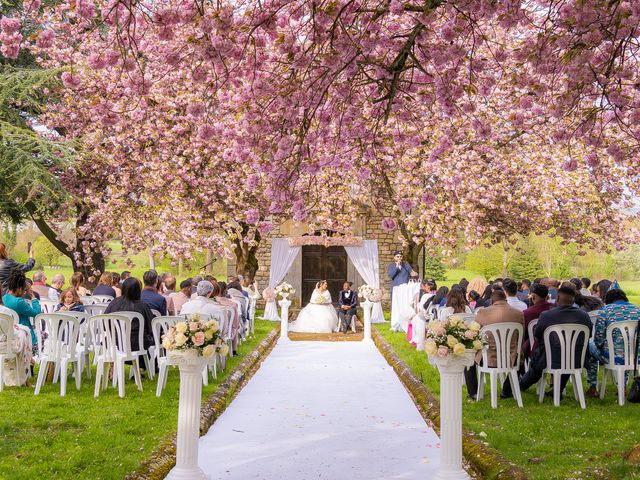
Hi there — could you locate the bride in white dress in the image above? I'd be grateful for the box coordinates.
[289,280,339,333]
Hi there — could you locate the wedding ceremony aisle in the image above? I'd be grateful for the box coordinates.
[197,340,464,480]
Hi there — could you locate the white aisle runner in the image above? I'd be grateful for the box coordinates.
[198,340,459,480]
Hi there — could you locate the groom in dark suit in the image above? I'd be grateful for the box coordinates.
[338,281,358,333]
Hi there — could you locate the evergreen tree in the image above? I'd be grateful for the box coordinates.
[508,248,545,280]
[423,253,446,281]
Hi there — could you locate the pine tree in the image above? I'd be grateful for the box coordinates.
[423,253,446,280]
[508,248,545,280]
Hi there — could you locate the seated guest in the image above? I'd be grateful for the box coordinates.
[459,278,469,297]
[542,278,560,303]
[191,275,203,297]
[227,280,248,333]
[168,279,192,315]
[503,285,591,398]
[475,285,493,309]
[120,271,131,288]
[55,288,85,313]
[24,278,40,300]
[71,272,89,297]
[0,285,34,387]
[468,290,480,310]
[439,285,472,320]
[338,281,358,334]
[180,280,226,318]
[111,272,122,297]
[503,278,527,311]
[575,291,603,312]
[140,270,167,316]
[467,277,488,301]
[214,281,241,356]
[517,279,531,303]
[47,274,65,303]
[426,286,449,310]
[580,277,592,297]
[163,275,177,313]
[93,272,117,298]
[2,271,41,351]
[522,283,554,359]
[464,288,524,399]
[585,288,640,397]
[595,280,612,303]
[31,271,50,299]
[104,277,154,357]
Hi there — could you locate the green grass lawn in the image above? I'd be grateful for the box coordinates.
[0,320,276,480]
[377,323,640,480]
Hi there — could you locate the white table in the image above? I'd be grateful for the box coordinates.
[390,282,421,332]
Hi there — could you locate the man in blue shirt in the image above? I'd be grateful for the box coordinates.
[387,250,415,289]
[140,270,167,316]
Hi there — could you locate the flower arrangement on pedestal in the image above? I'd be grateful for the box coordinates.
[358,284,384,302]
[424,315,486,358]
[162,313,229,357]
[275,282,295,299]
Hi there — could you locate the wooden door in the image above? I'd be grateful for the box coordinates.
[301,245,348,305]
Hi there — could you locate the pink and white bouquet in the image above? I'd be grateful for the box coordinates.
[162,313,228,357]
[358,284,384,302]
[262,287,276,302]
[424,315,486,358]
[275,282,295,298]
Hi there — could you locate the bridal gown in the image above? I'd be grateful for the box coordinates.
[289,289,339,333]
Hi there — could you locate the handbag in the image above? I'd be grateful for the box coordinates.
[627,321,640,403]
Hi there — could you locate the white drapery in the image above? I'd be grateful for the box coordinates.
[262,238,301,321]
[344,240,385,323]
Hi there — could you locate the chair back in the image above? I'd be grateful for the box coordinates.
[118,311,146,354]
[426,304,439,320]
[92,295,114,304]
[151,309,162,318]
[80,295,94,305]
[85,304,108,316]
[0,313,15,356]
[37,313,81,359]
[39,299,58,314]
[542,323,590,371]
[151,316,183,361]
[89,314,135,360]
[605,320,638,369]
[459,313,476,325]
[479,322,523,369]
[528,318,539,346]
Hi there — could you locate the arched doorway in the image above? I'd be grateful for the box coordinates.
[301,245,348,305]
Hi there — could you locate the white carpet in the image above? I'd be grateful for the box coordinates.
[198,340,457,480]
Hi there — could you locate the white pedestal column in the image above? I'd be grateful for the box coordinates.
[429,351,474,480]
[279,298,291,343]
[166,351,209,480]
[362,300,373,343]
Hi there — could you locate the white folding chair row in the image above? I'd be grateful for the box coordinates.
[0,313,18,392]
[34,313,83,396]
[476,322,524,408]
[118,311,154,381]
[38,299,58,314]
[536,324,590,409]
[91,313,146,398]
[248,297,258,336]
[599,320,638,406]
[91,295,115,304]
[152,316,185,397]
[525,318,539,370]
[84,304,108,317]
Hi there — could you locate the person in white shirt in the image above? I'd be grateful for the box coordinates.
[180,281,226,322]
[47,274,65,303]
[503,278,528,311]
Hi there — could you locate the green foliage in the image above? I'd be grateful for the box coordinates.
[34,234,60,266]
[0,321,275,480]
[508,245,544,280]
[1,222,17,249]
[464,244,502,280]
[377,323,640,480]
[423,252,446,280]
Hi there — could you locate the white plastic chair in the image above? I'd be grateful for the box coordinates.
[599,320,638,406]
[151,309,162,318]
[62,311,92,379]
[460,313,477,325]
[476,322,524,408]
[118,311,154,380]
[91,314,144,398]
[84,304,108,316]
[525,318,539,369]
[248,297,257,336]
[38,299,58,314]
[34,314,82,396]
[92,295,114,304]
[79,295,93,305]
[537,324,590,409]
[152,316,183,396]
[426,304,439,320]
[0,313,18,391]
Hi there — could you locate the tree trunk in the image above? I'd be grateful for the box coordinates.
[404,240,421,273]
[233,224,261,283]
[205,249,213,274]
[178,256,184,278]
[502,238,509,278]
[148,251,156,270]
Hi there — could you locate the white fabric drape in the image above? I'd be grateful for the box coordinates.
[344,240,385,323]
[262,238,301,321]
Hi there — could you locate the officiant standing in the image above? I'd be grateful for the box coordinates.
[387,250,416,293]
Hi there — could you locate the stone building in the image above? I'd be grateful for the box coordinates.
[227,214,425,309]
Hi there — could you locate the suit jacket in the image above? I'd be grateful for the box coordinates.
[387,261,412,288]
[338,290,358,309]
[475,300,524,367]
[532,304,591,370]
